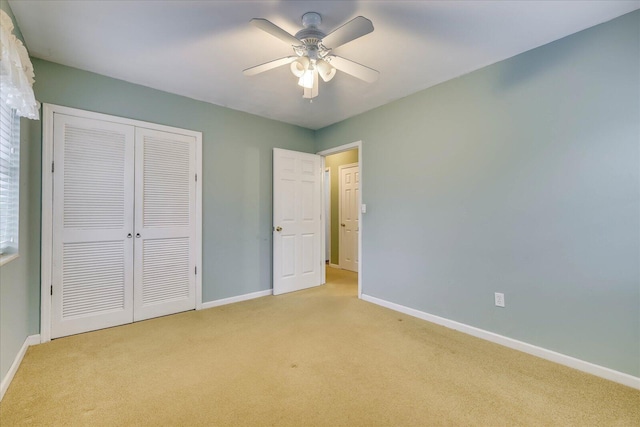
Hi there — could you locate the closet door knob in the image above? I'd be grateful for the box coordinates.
[127,233,132,238]
[136,233,141,238]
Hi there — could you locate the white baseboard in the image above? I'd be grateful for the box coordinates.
[200,289,272,310]
[1,334,41,401]
[361,294,640,390]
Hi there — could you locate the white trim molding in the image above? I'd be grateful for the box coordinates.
[200,289,272,310]
[1,334,40,401]
[361,294,640,390]
[40,104,54,342]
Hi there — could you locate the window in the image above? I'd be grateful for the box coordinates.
[0,100,20,259]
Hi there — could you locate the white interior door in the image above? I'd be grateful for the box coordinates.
[324,168,330,263]
[339,163,359,272]
[51,114,135,339]
[133,128,197,321]
[273,148,322,295]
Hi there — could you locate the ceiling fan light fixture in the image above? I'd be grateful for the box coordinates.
[303,69,319,99]
[246,12,378,100]
[290,56,310,78]
[298,68,315,89]
[317,59,336,82]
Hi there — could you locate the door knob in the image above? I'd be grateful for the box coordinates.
[136,233,141,238]
[127,233,132,238]
[275,226,282,232]
[341,223,346,227]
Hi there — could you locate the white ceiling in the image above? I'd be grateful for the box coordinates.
[9,1,640,130]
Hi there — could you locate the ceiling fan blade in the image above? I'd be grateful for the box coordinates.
[243,56,297,76]
[322,16,374,49]
[328,56,379,83]
[250,18,301,46]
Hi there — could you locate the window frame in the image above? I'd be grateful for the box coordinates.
[0,101,20,265]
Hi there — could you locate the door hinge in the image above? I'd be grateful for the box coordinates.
[195,266,197,275]
[51,162,54,173]
[50,285,53,296]
[195,173,197,182]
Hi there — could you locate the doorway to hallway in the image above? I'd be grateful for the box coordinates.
[318,141,362,298]
[323,148,358,271]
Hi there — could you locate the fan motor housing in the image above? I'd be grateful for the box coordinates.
[296,12,325,46]
[301,12,321,28]
[295,30,325,44]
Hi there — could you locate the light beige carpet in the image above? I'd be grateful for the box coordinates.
[1,267,638,426]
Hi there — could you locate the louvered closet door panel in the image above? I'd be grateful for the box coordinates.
[51,114,135,339]
[133,128,196,321]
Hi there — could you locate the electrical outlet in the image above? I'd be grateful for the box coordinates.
[494,292,505,307]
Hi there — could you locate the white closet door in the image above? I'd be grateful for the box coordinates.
[51,114,135,339]
[133,128,196,321]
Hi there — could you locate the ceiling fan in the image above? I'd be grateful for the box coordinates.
[243,12,379,99]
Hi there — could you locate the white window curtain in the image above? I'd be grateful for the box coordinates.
[0,9,39,119]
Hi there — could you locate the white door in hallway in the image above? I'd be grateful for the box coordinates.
[273,148,322,295]
[339,163,359,272]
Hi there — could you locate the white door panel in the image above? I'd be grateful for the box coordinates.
[339,164,359,272]
[355,170,360,267]
[133,128,196,321]
[324,169,331,262]
[51,115,199,338]
[51,114,135,338]
[273,148,322,295]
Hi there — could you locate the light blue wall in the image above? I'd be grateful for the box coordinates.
[0,0,39,382]
[316,11,640,376]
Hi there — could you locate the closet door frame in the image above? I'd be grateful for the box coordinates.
[40,103,203,343]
